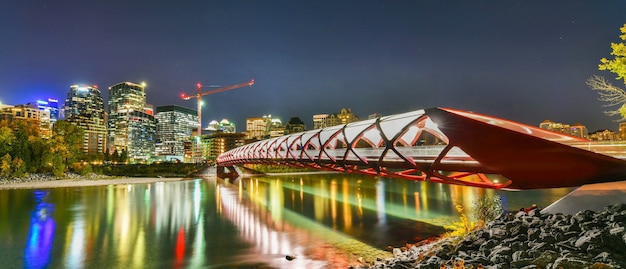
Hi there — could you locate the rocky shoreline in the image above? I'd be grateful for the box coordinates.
[0,173,183,190]
[0,172,110,185]
[357,204,626,269]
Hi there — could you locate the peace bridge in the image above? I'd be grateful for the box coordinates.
[217,107,626,190]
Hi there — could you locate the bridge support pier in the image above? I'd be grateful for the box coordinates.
[217,165,241,179]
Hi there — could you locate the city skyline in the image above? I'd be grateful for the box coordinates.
[1,1,626,131]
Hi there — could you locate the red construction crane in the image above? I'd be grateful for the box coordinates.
[181,79,254,135]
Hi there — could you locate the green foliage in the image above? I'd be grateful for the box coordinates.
[53,120,84,166]
[599,24,626,84]
[80,164,93,176]
[0,125,15,157]
[590,23,626,120]
[10,157,26,178]
[28,136,49,173]
[0,154,11,178]
[100,162,204,177]
[247,164,318,173]
[51,153,65,177]
[472,194,503,228]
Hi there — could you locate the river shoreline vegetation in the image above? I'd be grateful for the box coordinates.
[243,163,319,173]
[0,119,207,181]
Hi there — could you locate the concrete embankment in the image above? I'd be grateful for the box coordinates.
[542,180,626,215]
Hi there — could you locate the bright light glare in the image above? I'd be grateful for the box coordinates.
[141,82,146,87]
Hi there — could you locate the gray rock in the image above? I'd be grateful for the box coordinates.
[575,229,602,248]
[489,227,508,239]
[531,250,559,268]
[512,250,525,261]
[550,256,592,269]
[609,226,624,235]
[593,252,612,263]
[571,210,594,226]
[511,258,534,268]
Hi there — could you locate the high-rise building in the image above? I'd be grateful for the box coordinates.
[268,118,285,138]
[35,98,59,135]
[107,82,156,162]
[64,84,107,155]
[155,105,197,161]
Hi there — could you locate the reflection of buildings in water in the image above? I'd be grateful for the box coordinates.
[56,180,206,269]
[217,182,328,268]
[24,190,55,269]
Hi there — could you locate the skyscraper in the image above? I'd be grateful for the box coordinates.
[35,98,59,135]
[107,82,156,162]
[64,84,107,155]
[155,105,197,161]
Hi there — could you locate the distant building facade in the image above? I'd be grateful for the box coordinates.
[0,103,42,133]
[588,129,619,141]
[64,84,107,155]
[313,108,359,129]
[570,123,589,139]
[312,114,329,129]
[246,116,269,140]
[201,132,246,162]
[206,119,236,133]
[155,105,197,162]
[620,122,626,140]
[539,119,588,139]
[107,82,156,162]
[285,117,306,134]
[35,98,59,135]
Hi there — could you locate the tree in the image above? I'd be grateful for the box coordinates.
[0,154,11,178]
[10,121,33,171]
[588,23,626,120]
[0,125,14,158]
[52,120,84,169]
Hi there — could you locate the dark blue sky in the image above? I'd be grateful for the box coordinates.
[1,1,625,131]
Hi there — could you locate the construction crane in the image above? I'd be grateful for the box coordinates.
[181,79,254,135]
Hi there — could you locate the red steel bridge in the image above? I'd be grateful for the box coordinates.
[217,107,626,189]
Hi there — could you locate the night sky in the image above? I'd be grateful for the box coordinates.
[1,1,625,132]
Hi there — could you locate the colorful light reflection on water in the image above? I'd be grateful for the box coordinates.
[24,190,56,269]
[0,174,574,268]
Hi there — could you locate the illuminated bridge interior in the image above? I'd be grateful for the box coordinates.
[218,107,626,190]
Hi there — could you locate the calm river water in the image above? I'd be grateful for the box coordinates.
[0,173,574,268]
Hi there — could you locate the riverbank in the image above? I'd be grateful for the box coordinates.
[0,173,184,190]
[357,204,626,269]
